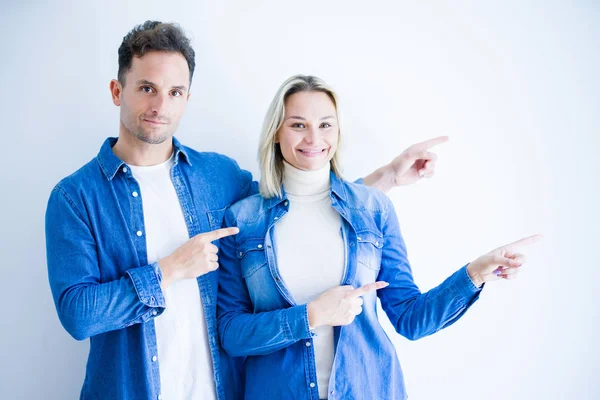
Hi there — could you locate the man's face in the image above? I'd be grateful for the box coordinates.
[112,51,190,144]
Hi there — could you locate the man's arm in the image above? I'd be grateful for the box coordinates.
[45,185,166,340]
[363,136,449,192]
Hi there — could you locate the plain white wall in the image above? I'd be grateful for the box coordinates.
[1,1,598,399]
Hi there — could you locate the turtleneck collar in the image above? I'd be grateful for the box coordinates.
[282,160,331,197]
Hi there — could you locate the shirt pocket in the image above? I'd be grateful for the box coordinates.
[206,207,227,231]
[356,230,383,271]
[236,238,268,278]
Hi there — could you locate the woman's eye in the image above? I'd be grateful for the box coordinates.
[292,123,305,129]
[321,123,331,128]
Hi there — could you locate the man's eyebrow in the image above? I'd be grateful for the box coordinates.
[135,80,188,92]
[135,79,156,86]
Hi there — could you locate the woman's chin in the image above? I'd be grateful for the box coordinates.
[291,161,330,171]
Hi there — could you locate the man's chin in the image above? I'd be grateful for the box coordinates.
[134,131,170,145]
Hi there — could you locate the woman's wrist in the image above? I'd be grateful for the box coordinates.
[307,301,321,329]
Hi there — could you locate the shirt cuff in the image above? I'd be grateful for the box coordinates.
[283,304,315,341]
[126,263,166,308]
[451,265,484,301]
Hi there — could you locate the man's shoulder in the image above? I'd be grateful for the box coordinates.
[53,157,103,195]
[181,145,240,170]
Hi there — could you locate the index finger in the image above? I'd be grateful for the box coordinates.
[496,234,543,252]
[198,227,240,243]
[409,136,449,152]
[350,281,389,297]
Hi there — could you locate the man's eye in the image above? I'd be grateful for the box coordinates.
[171,90,182,97]
[141,86,153,93]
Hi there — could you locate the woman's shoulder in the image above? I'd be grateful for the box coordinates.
[225,193,272,225]
[340,179,392,213]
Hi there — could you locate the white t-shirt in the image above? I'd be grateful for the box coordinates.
[275,161,345,399]
[129,154,216,400]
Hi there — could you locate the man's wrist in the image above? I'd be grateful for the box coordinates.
[363,165,395,192]
[466,263,484,288]
[157,257,175,290]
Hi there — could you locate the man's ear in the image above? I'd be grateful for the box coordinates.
[109,79,122,106]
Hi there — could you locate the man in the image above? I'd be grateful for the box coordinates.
[45,21,447,400]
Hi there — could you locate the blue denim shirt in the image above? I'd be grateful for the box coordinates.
[45,137,255,400]
[217,172,482,400]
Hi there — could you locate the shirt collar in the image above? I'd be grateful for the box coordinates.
[97,136,192,180]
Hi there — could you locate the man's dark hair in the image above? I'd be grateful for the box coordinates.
[117,20,195,86]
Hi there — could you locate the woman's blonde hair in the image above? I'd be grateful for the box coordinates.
[258,75,343,198]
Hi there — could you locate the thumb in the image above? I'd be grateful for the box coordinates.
[484,254,522,273]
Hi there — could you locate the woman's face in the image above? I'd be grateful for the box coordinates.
[276,91,339,171]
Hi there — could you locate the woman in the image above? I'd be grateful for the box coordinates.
[217,75,540,400]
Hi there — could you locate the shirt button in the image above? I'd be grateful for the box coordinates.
[375,241,379,246]
[157,395,162,400]
[122,167,128,173]
[284,201,289,206]
[331,390,335,395]
[257,244,263,249]
[274,217,279,220]
[239,252,243,257]
[136,231,143,237]
[132,191,138,197]
[152,355,157,362]
[357,237,362,241]
[152,310,158,316]
[309,382,316,388]
[305,341,311,347]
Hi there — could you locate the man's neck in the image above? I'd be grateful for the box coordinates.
[112,129,174,167]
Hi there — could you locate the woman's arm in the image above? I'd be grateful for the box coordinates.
[216,211,313,357]
[376,198,482,341]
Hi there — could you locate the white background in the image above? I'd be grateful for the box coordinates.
[1,1,598,399]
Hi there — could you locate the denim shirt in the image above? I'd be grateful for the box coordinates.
[217,172,482,400]
[45,137,255,400]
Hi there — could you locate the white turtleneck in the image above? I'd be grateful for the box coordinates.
[274,161,345,399]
